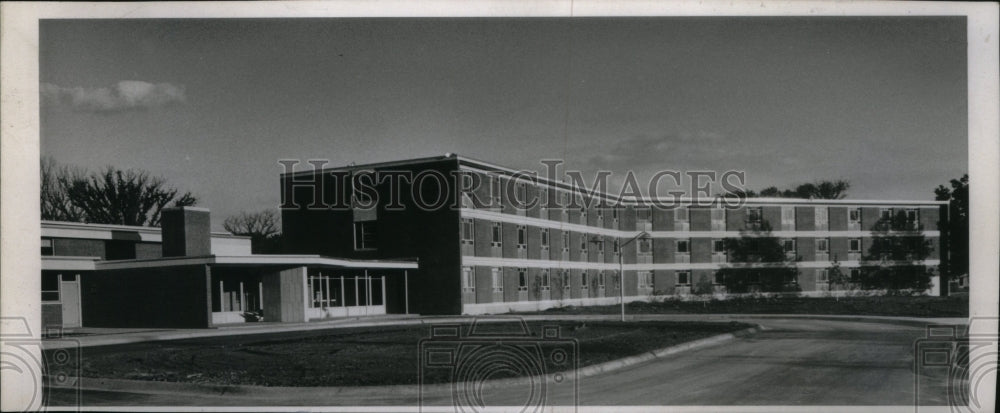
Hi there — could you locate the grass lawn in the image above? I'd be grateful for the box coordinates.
[532,294,969,318]
[71,320,751,387]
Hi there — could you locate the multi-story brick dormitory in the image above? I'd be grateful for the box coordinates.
[281,154,948,315]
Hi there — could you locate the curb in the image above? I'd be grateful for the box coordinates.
[55,324,762,398]
[573,325,761,380]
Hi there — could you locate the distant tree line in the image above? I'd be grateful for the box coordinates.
[725,180,851,200]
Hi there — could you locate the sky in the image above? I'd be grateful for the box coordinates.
[39,17,968,230]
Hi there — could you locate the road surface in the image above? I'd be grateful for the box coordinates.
[47,317,960,407]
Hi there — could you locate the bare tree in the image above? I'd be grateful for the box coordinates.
[40,156,85,221]
[61,165,197,226]
[223,210,282,253]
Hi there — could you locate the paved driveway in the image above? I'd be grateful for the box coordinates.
[48,316,963,408]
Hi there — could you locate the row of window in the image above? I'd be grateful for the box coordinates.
[461,267,620,293]
[461,266,880,298]
[463,220,874,257]
[471,184,921,231]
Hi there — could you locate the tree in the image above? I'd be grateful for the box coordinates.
[856,211,934,293]
[40,156,85,221]
[826,256,852,300]
[717,222,801,294]
[935,174,968,292]
[41,157,197,226]
[726,180,850,200]
[63,166,197,226]
[223,210,283,253]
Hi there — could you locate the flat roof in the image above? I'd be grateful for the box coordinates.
[41,220,250,241]
[279,153,946,206]
[96,254,418,271]
[42,256,100,271]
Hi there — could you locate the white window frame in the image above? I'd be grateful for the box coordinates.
[516,225,527,250]
[461,218,475,245]
[848,238,862,252]
[581,272,589,290]
[849,208,862,224]
[676,239,690,254]
[638,271,653,288]
[817,269,829,283]
[712,239,726,254]
[462,267,475,292]
[815,207,829,230]
[491,267,503,292]
[562,232,570,252]
[491,222,502,247]
[781,206,796,230]
[676,271,691,286]
[540,228,549,249]
[490,175,502,206]
[783,238,796,254]
[816,238,829,253]
[541,269,551,290]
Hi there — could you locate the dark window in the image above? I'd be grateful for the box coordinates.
[747,207,763,225]
[540,229,549,248]
[783,239,796,253]
[41,238,54,256]
[517,225,526,247]
[677,240,690,253]
[712,239,725,253]
[849,238,861,252]
[849,208,861,222]
[492,223,502,246]
[677,271,690,285]
[42,273,59,301]
[518,269,528,291]
[354,220,377,250]
[106,240,137,260]
[713,272,725,285]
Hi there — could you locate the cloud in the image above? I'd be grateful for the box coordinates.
[41,81,186,113]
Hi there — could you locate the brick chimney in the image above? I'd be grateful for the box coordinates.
[161,207,212,257]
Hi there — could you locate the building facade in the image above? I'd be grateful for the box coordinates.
[281,154,947,315]
[41,207,416,330]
